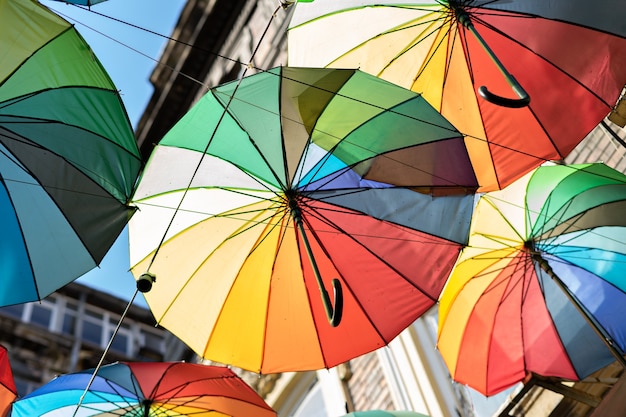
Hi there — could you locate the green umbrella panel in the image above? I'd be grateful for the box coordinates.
[0,0,141,306]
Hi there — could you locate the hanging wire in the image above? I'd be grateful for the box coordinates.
[143,3,288,273]
[72,289,139,416]
[44,0,606,186]
[70,3,292,415]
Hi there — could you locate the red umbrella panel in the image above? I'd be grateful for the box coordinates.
[0,346,16,417]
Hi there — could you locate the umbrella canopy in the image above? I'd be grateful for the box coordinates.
[129,66,475,373]
[0,0,141,306]
[344,411,429,417]
[11,361,276,416]
[0,346,16,417]
[438,163,626,396]
[288,0,626,191]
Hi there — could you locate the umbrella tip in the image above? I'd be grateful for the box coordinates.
[137,272,156,293]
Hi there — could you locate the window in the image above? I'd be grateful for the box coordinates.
[291,380,328,417]
[142,329,164,353]
[27,296,56,329]
[61,301,78,335]
[108,320,132,356]
[30,304,53,328]
[0,304,24,319]
[81,309,103,346]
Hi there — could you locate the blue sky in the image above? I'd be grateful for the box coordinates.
[40,0,186,307]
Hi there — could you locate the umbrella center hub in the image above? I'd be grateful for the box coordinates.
[523,240,539,255]
[141,399,153,416]
[285,190,302,219]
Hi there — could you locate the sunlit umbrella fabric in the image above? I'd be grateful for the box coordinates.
[438,163,626,396]
[129,66,475,373]
[0,0,140,306]
[11,362,276,416]
[288,0,626,191]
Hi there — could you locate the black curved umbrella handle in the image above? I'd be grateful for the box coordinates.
[478,77,530,108]
[322,278,343,327]
[291,202,344,327]
[457,9,531,108]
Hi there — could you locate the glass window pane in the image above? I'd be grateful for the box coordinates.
[30,304,52,328]
[292,382,327,417]
[82,321,102,345]
[0,304,24,319]
[142,330,164,352]
[109,332,129,355]
[85,309,102,320]
[62,314,76,335]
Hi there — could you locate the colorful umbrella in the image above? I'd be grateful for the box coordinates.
[344,411,429,417]
[288,0,626,191]
[129,66,475,373]
[0,0,141,306]
[437,163,626,396]
[0,346,16,417]
[11,361,276,416]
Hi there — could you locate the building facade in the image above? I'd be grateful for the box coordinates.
[135,1,626,416]
[0,282,193,396]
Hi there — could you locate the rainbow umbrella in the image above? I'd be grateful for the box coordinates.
[11,362,276,416]
[129,66,475,373]
[438,163,626,396]
[0,0,140,306]
[288,0,626,191]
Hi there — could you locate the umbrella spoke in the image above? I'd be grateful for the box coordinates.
[301,200,452,303]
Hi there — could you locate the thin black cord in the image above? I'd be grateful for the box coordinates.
[143,3,287,274]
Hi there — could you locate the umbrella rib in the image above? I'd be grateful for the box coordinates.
[325,7,453,80]
[302,201,444,304]
[136,195,284,239]
[49,5,223,91]
[144,364,271,414]
[304,191,462,251]
[482,196,526,243]
[70,378,138,415]
[410,11,457,88]
[140,3,284,274]
[214,75,469,191]
[1,88,141,164]
[157,205,285,326]
[0,120,139,203]
[472,10,614,109]
[0,172,42,301]
[212,92,288,191]
[0,24,77,91]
